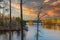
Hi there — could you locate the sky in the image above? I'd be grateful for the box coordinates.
[0,0,60,20]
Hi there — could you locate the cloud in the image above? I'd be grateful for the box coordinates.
[41,0,60,19]
[30,1,40,6]
[12,2,60,20]
[47,10,57,16]
[11,2,37,20]
[43,7,60,17]
[7,0,60,20]
[54,8,60,16]
[50,0,60,6]
[44,0,50,3]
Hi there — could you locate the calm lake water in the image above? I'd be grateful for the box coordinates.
[0,23,60,40]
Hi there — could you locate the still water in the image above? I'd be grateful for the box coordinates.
[0,23,60,40]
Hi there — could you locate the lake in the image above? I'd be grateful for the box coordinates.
[0,23,60,40]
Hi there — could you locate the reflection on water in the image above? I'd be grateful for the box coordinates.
[42,24,60,30]
[0,23,60,40]
[0,32,9,40]
[0,31,21,40]
[11,31,21,40]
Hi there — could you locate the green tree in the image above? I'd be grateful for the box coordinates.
[16,17,26,27]
[0,21,3,26]
[16,17,20,24]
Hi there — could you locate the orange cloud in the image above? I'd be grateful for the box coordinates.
[44,0,50,3]
[11,3,20,10]
[11,2,60,20]
[40,7,60,19]
[47,10,55,16]
[11,3,36,15]
[55,8,60,10]
[11,3,37,20]
[46,7,60,17]
[50,1,60,6]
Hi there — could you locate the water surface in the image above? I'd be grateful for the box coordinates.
[0,23,60,40]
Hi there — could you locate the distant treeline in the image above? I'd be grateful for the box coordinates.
[24,20,42,23]
[41,18,60,25]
